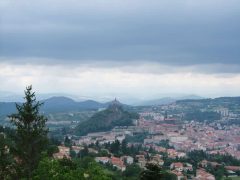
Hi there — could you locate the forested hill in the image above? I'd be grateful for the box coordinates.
[177,97,240,104]
[74,101,139,136]
[176,97,240,109]
[176,97,240,123]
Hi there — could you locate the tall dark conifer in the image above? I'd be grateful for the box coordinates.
[9,85,48,178]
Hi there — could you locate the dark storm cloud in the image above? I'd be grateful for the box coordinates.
[0,0,240,69]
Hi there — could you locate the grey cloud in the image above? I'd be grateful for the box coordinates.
[0,0,240,71]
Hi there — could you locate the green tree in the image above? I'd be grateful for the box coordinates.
[78,146,89,159]
[33,157,84,180]
[85,161,111,180]
[70,149,77,158]
[9,86,48,178]
[110,140,121,155]
[140,163,176,180]
[33,157,111,180]
[98,149,110,157]
[123,164,141,179]
[0,133,16,179]
[236,170,240,176]
[64,135,71,147]
[122,139,128,154]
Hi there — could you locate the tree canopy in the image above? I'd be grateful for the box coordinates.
[9,85,49,178]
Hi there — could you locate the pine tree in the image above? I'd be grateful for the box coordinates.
[121,139,128,154]
[9,85,48,178]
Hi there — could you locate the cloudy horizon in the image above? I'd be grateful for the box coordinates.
[1,0,240,101]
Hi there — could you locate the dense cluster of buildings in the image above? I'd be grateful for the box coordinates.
[138,111,240,160]
[53,102,240,179]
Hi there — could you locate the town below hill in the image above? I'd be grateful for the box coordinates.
[60,95,240,179]
[1,91,240,179]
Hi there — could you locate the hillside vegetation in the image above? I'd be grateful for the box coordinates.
[75,102,139,136]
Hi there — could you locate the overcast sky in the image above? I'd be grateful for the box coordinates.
[0,0,240,101]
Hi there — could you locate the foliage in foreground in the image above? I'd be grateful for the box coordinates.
[33,157,111,180]
[140,163,176,180]
[0,133,17,179]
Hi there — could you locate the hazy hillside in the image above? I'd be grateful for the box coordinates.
[0,102,16,116]
[0,97,132,128]
[41,97,106,113]
[0,96,108,116]
[137,95,204,106]
[176,97,240,122]
[137,97,176,106]
[177,96,240,108]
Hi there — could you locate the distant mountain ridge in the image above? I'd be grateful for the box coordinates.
[0,91,23,102]
[0,96,128,116]
[0,102,17,117]
[41,96,106,113]
[1,96,240,117]
[0,97,104,116]
[177,96,240,106]
[137,95,204,106]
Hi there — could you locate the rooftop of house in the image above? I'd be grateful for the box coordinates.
[225,166,240,171]
[171,162,184,168]
[196,169,215,179]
